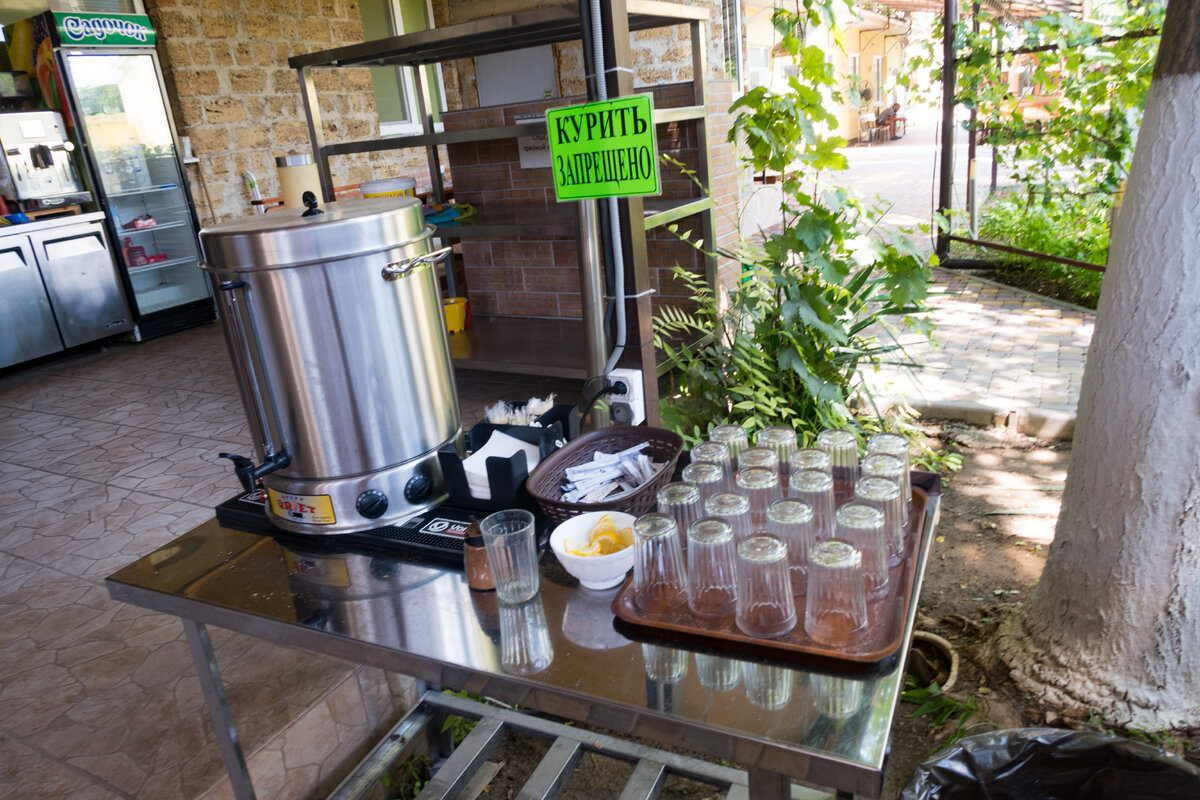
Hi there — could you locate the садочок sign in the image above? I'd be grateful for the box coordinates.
[546,94,660,201]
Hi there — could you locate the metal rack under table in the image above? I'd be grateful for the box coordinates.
[105,474,940,800]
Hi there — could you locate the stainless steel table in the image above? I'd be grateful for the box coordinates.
[106,474,940,800]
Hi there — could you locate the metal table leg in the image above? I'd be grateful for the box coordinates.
[183,619,257,800]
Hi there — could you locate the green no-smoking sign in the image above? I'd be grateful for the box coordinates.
[546,94,660,201]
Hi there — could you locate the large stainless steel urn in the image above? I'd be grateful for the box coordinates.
[200,197,461,535]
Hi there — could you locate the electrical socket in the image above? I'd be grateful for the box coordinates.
[607,368,645,426]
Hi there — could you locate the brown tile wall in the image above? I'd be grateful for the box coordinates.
[446,81,739,321]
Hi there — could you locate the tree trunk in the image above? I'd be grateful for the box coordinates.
[995,0,1200,731]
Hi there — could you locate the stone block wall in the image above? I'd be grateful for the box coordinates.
[145,0,431,224]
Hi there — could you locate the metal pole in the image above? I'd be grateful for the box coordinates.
[935,0,958,260]
[967,3,980,237]
[577,198,608,379]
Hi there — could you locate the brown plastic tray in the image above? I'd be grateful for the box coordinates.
[612,487,928,667]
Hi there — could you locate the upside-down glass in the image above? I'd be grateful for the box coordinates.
[704,491,752,543]
[681,461,727,507]
[657,482,702,549]
[789,469,837,541]
[738,446,780,476]
[736,466,782,529]
[695,654,741,692]
[499,596,554,675]
[641,643,688,684]
[861,452,909,525]
[690,441,734,490]
[685,517,738,618]
[479,508,540,603]
[789,447,832,477]
[632,514,688,613]
[709,424,750,461]
[866,432,914,518]
[735,535,797,638]
[855,476,906,567]
[766,498,815,595]
[816,428,859,491]
[835,503,889,599]
[810,673,866,720]
[757,426,798,485]
[804,539,868,646]
[742,662,794,710]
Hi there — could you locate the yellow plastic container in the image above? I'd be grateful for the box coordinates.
[443,297,469,333]
[362,177,417,198]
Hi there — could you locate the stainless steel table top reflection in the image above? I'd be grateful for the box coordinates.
[106,473,941,798]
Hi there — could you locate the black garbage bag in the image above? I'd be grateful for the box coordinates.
[901,728,1200,800]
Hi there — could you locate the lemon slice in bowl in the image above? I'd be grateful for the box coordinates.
[567,538,602,557]
[593,531,625,555]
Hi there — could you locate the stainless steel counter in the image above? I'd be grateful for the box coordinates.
[106,472,941,799]
[0,210,107,237]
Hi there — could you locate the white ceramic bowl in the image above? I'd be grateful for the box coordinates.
[550,511,636,590]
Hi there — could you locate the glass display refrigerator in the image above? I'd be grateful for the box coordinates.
[7,12,213,340]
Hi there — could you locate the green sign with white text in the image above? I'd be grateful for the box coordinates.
[53,13,156,47]
[547,94,659,201]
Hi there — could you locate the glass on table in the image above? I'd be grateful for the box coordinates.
[735,535,797,638]
[479,508,540,603]
[866,432,914,517]
[804,539,868,646]
[789,447,832,477]
[499,596,554,675]
[757,426,798,484]
[766,498,815,595]
[632,514,688,614]
[738,446,780,476]
[789,468,836,541]
[690,441,734,489]
[704,491,752,544]
[641,643,688,684]
[742,662,794,711]
[681,461,727,507]
[657,482,702,549]
[835,503,889,600]
[709,424,750,461]
[735,466,782,529]
[855,475,905,567]
[816,428,859,490]
[685,517,738,618]
[861,453,909,525]
[695,654,742,692]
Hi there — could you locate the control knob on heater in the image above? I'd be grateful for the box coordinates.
[355,489,389,520]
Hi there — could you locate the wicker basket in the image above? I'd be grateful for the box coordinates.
[525,427,684,526]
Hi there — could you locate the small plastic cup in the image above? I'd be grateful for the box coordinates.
[709,424,750,461]
[691,441,734,489]
[766,498,815,595]
[632,514,688,613]
[735,466,782,529]
[804,539,868,646]
[479,509,540,603]
[704,491,752,543]
[855,476,905,567]
[835,503,889,599]
[789,469,837,541]
[695,654,741,692]
[735,535,797,638]
[681,461,727,507]
[685,517,738,618]
[757,426,798,483]
[499,596,554,675]
[657,482,702,549]
[742,662,794,710]
[816,428,859,492]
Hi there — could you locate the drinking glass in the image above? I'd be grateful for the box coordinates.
[499,597,554,675]
[816,428,859,491]
[690,441,733,489]
[789,469,836,541]
[479,509,539,603]
[657,482,702,549]
[742,662,794,710]
[866,432,914,518]
[835,503,888,599]
[735,466,782,529]
[695,654,741,692]
[861,453,909,525]
[855,476,905,567]
[810,673,866,720]
[632,514,688,613]
[804,539,868,646]
[757,426,798,485]
[789,447,832,477]
[738,446,780,475]
[704,491,752,543]
[641,643,688,684]
[681,461,726,506]
[766,498,815,595]
[709,424,750,461]
[685,517,738,618]
[735,535,797,638]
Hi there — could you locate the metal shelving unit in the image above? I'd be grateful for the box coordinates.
[289,0,717,390]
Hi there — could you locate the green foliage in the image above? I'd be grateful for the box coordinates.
[440,690,482,744]
[657,2,933,447]
[903,678,994,747]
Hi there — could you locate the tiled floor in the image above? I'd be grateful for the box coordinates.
[0,322,583,800]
